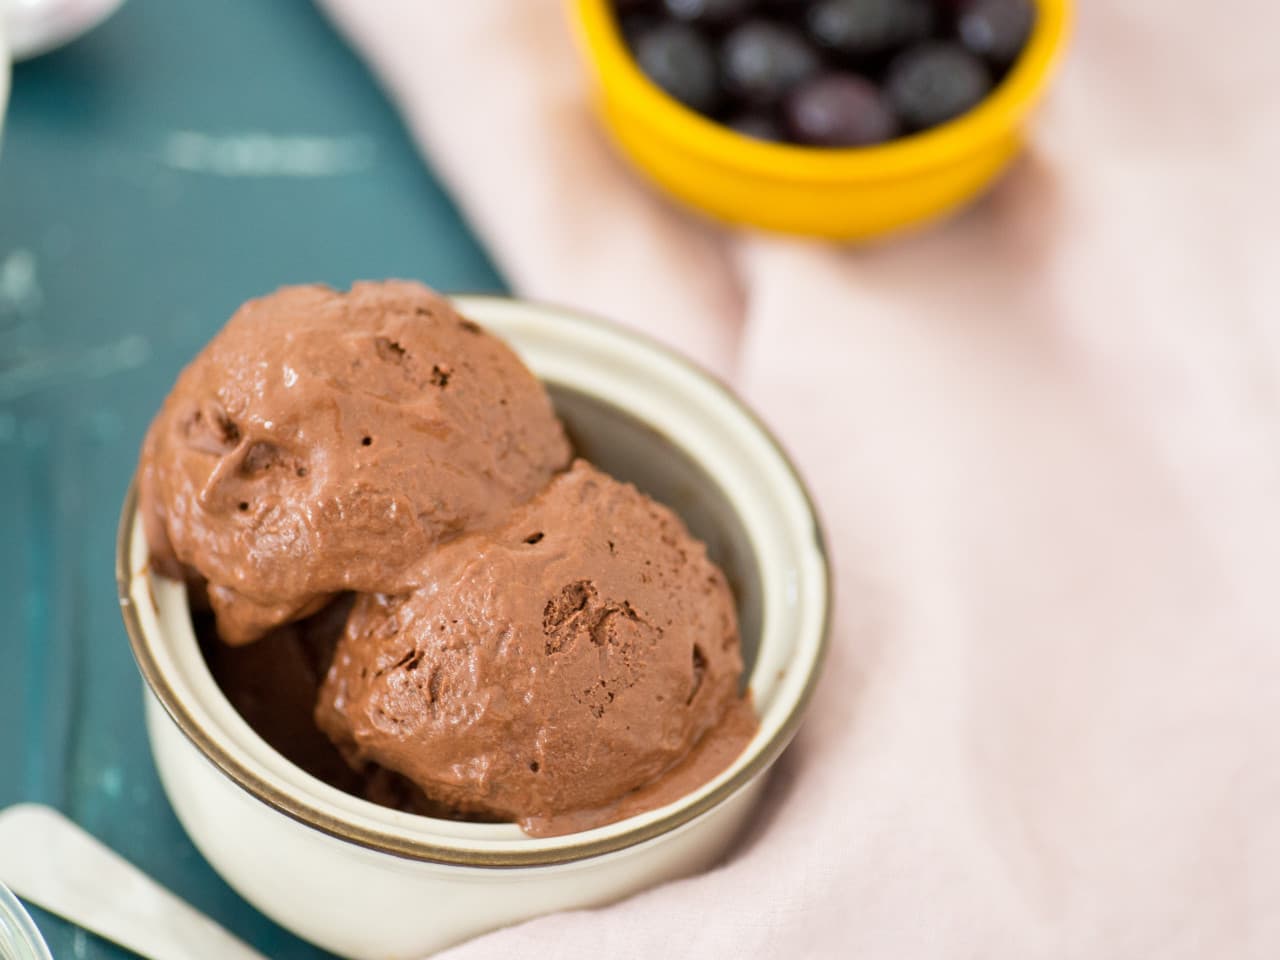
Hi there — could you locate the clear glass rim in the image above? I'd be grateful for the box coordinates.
[0,882,52,960]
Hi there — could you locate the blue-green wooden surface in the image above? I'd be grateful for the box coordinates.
[0,1,504,956]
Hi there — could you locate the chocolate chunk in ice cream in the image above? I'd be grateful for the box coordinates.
[139,281,571,645]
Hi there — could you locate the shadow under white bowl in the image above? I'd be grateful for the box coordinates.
[118,296,830,959]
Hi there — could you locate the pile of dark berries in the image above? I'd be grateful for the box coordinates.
[615,0,1036,147]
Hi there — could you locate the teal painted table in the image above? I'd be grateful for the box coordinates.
[0,2,503,956]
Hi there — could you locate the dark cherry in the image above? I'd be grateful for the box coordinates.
[786,72,899,146]
[957,0,1035,65]
[884,41,991,131]
[806,0,933,60]
[728,110,786,141]
[633,21,721,113]
[663,0,760,25]
[720,20,821,105]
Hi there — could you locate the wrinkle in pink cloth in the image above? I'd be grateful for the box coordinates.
[319,2,1280,957]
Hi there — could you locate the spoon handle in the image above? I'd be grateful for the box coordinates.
[0,804,268,960]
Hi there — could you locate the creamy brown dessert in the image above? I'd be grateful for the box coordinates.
[317,461,753,836]
[140,281,756,836]
[140,281,570,645]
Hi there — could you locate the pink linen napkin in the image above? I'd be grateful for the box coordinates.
[317,2,1280,956]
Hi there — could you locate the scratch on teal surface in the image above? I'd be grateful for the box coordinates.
[0,336,151,403]
[0,249,42,322]
[22,443,50,802]
[63,533,87,821]
[100,767,124,799]
[160,131,375,177]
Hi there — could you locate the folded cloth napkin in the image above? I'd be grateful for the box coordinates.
[318,1,1280,956]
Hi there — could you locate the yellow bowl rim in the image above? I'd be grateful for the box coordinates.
[571,0,1073,183]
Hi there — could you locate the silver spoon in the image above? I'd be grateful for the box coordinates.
[0,804,267,960]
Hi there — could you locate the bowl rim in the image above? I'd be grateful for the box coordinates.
[569,0,1073,182]
[118,295,832,868]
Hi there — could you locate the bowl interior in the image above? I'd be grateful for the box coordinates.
[122,296,829,866]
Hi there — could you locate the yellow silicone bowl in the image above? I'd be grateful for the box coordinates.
[569,0,1072,240]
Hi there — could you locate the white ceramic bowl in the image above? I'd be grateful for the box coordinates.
[117,297,830,959]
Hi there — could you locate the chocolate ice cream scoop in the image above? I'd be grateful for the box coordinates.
[316,460,754,836]
[139,281,571,645]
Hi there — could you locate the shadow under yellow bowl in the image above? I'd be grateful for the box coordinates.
[569,0,1072,240]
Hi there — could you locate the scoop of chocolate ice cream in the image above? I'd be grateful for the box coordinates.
[316,460,752,835]
[139,281,570,644]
